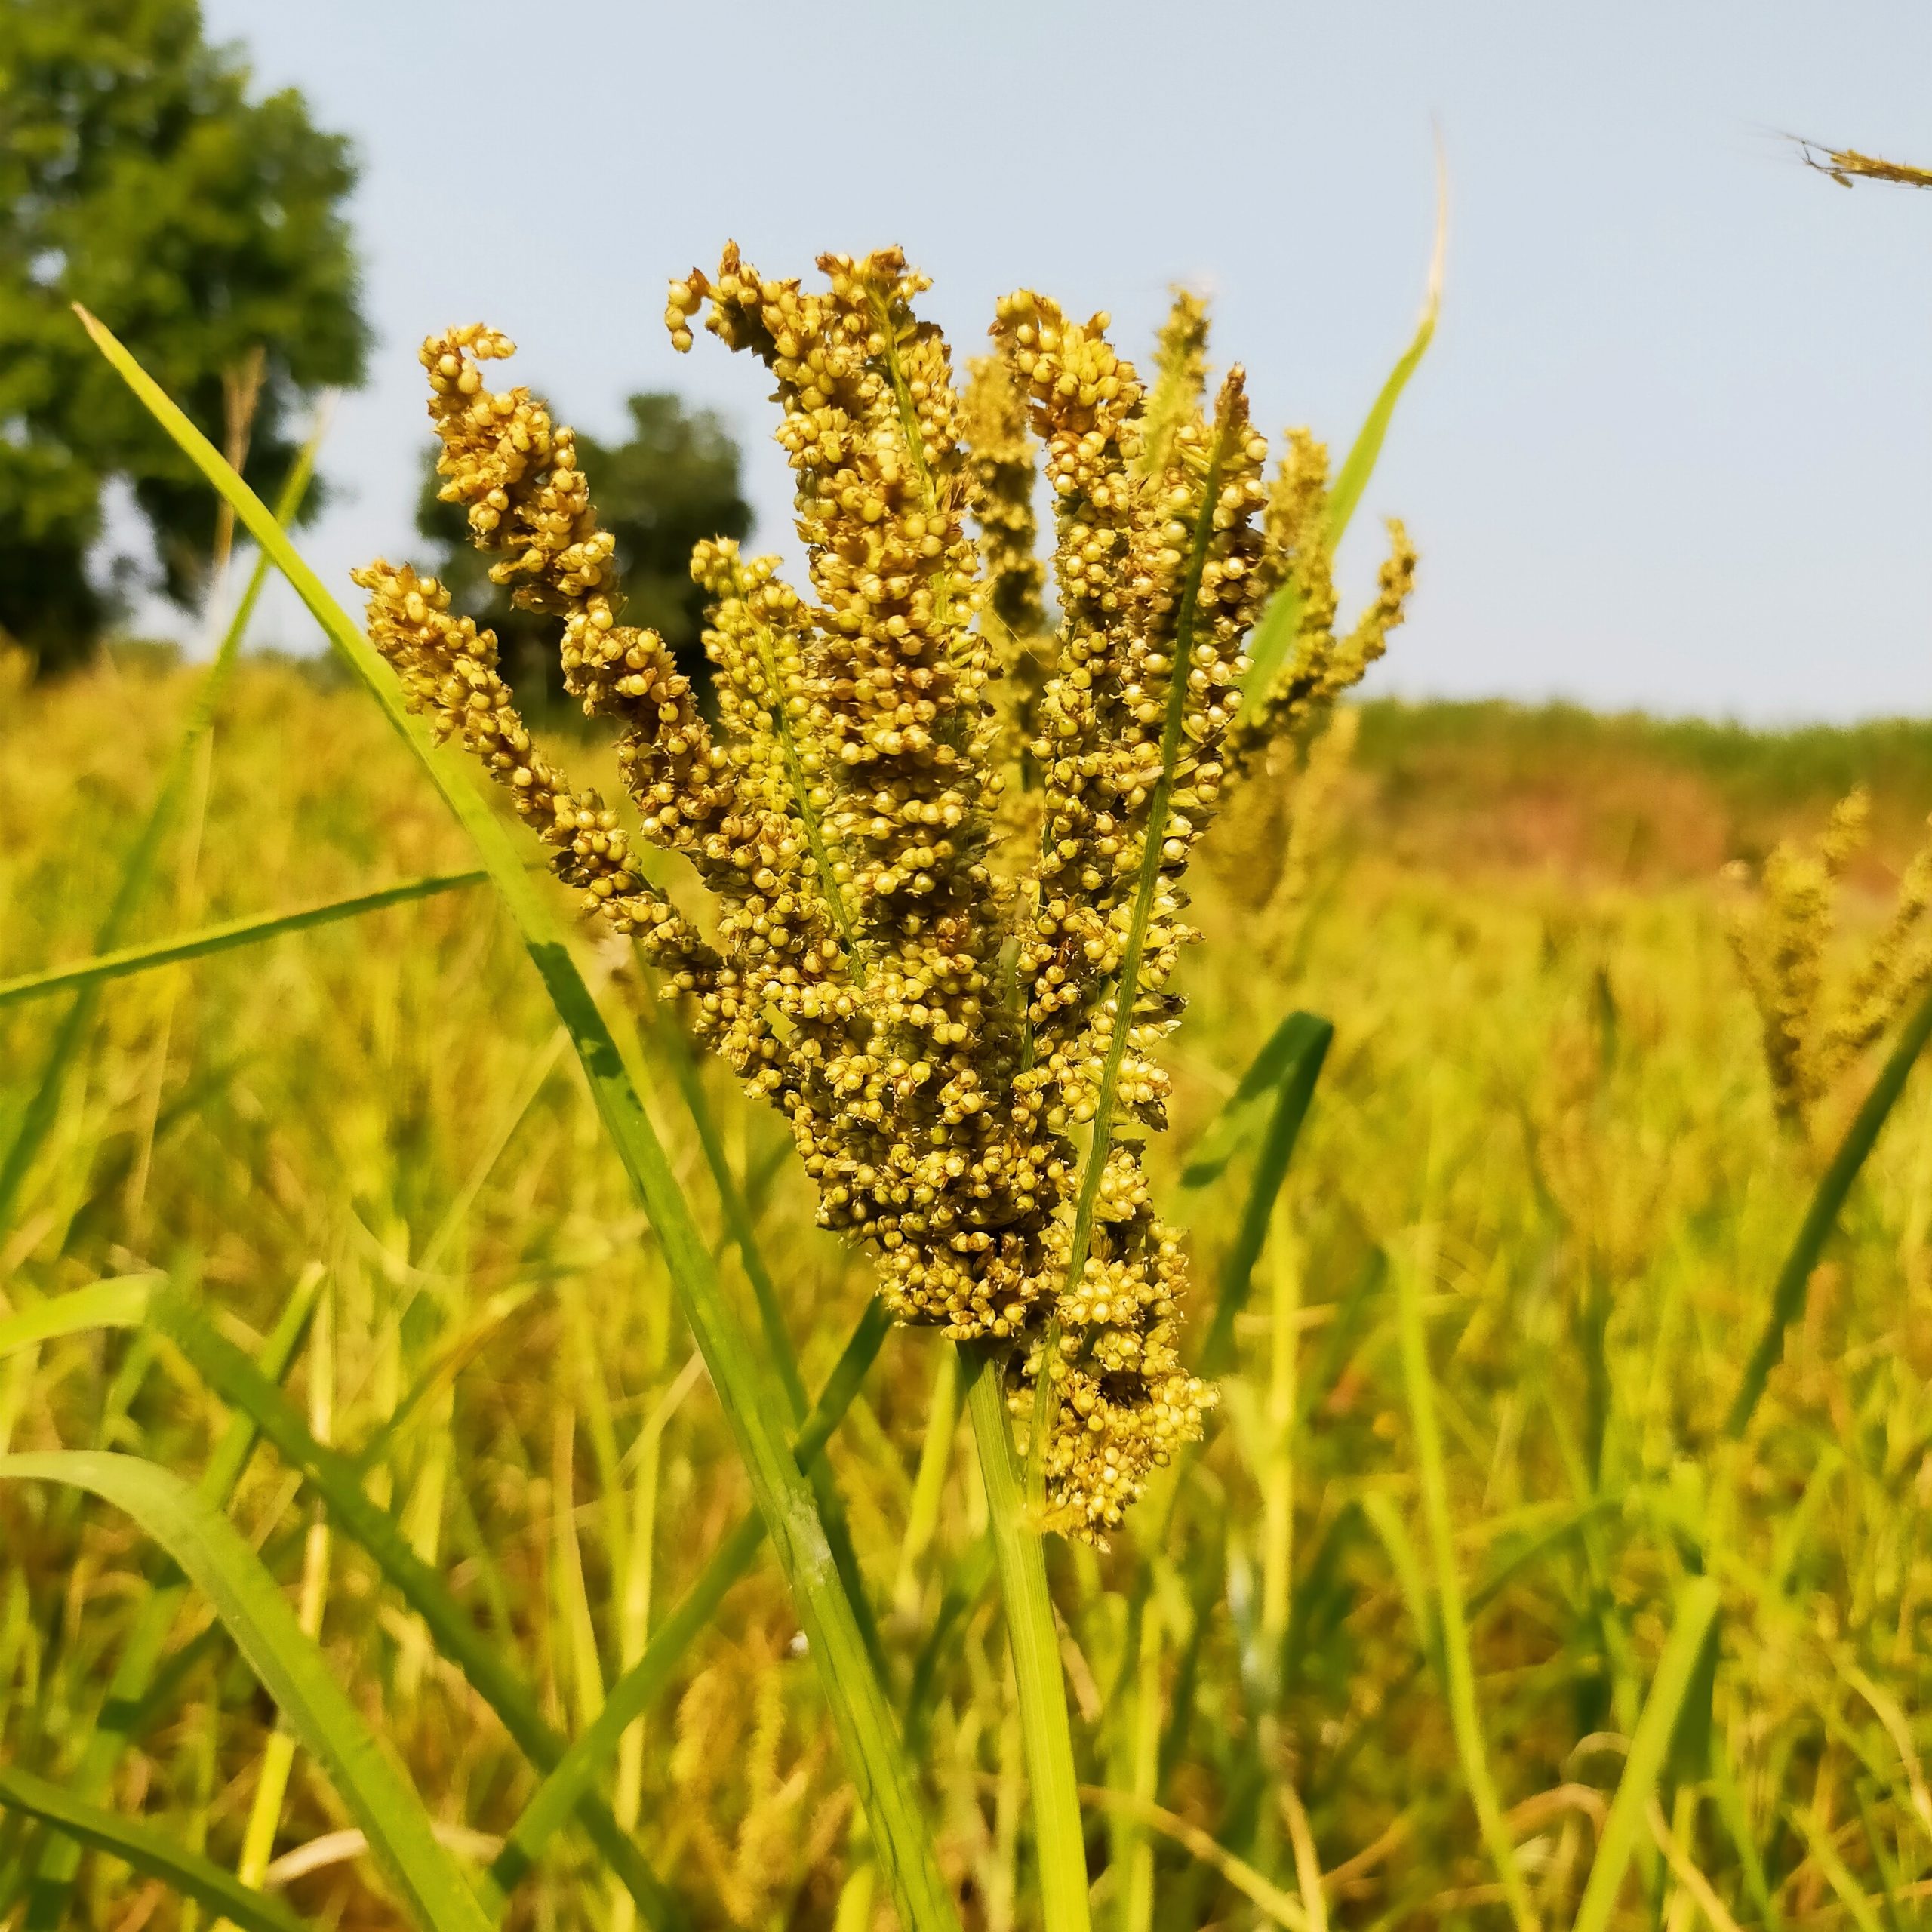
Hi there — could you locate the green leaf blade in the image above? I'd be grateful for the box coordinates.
[0,1767,312,1932]
[0,1451,493,1932]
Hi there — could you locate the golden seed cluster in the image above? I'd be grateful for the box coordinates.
[1728,789,1932,1137]
[358,253,1414,1540]
[1226,426,1417,774]
[1137,286,1209,485]
[961,352,1044,642]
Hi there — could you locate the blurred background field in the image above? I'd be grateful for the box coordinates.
[7,655,1932,1927]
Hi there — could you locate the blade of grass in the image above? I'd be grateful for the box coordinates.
[83,303,960,1932]
[481,1298,891,1907]
[1727,977,1932,1436]
[0,871,488,1011]
[961,1342,1091,1932]
[1075,1786,1309,1932]
[1328,148,1447,540]
[632,983,886,1675]
[1198,1015,1332,1378]
[906,1536,998,1762]
[137,1283,688,1932]
[0,1451,492,1932]
[1648,1797,1743,1932]
[1242,157,1444,703]
[0,404,325,1237]
[1709,1754,1783,1932]
[1571,1577,1724,1932]
[894,1344,961,1618]
[0,1277,157,1358]
[1853,1783,1909,1932]
[23,1267,323,1931]
[0,1768,309,1932]
[1395,1226,1540,1932]
[1180,1011,1331,1191]
[223,1282,337,1929]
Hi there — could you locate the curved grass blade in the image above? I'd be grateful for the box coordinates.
[1571,1577,1724,1932]
[0,1452,491,1932]
[81,303,961,1932]
[1075,1784,1309,1932]
[1180,1010,1332,1190]
[23,1268,323,1931]
[1196,1014,1332,1377]
[481,1299,892,1909]
[0,1277,155,1359]
[633,987,885,1674]
[0,1767,310,1932]
[0,872,487,1011]
[1395,1231,1540,1932]
[137,1284,686,1932]
[0,405,325,1237]
[1242,161,1444,705]
[1327,149,1447,542]
[1727,977,1932,1436]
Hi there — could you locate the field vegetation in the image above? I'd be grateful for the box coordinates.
[4,146,1931,1932]
[7,643,1932,1929]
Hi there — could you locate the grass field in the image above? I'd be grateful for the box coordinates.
[5,648,1931,1930]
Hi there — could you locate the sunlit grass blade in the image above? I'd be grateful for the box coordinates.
[81,303,961,1932]
[23,1267,323,1931]
[1394,1228,1540,1932]
[0,1276,155,1358]
[633,985,886,1675]
[1180,1010,1332,1191]
[1242,158,1444,704]
[0,1767,310,1932]
[481,1300,893,1909]
[135,1282,688,1932]
[1571,1576,1724,1932]
[1196,1014,1332,1377]
[1075,1786,1309,1932]
[1328,149,1446,543]
[961,1342,1091,1932]
[1727,977,1932,1436]
[0,871,488,1011]
[0,404,325,1236]
[906,1537,997,1761]
[0,1451,492,1932]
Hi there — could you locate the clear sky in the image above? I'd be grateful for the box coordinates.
[184,0,1931,721]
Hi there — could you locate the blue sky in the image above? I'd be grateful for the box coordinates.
[186,1,1931,721]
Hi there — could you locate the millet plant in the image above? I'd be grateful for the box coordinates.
[8,226,1429,1932]
[346,246,1411,1925]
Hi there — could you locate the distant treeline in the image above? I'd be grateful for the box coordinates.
[1349,698,1932,878]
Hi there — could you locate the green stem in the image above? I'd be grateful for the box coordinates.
[1395,1225,1540,1932]
[960,1344,1091,1932]
[1727,974,1932,1436]
[0,870,486,1011]
[82,308,958,1932]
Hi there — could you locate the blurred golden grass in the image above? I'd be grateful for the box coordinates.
[7,657,1932,1928]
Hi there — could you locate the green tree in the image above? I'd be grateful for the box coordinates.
[416,391,752,703]
[0,0,367,669]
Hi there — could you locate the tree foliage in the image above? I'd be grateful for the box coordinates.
[0,0,367,669]
[416,391,752,703]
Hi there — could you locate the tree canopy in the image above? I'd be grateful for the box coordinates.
[0,0,367,669]
[415,391,752,703]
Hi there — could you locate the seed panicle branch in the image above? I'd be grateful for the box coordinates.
[1727,788,1932,1136]
[355,247,1415,1540]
